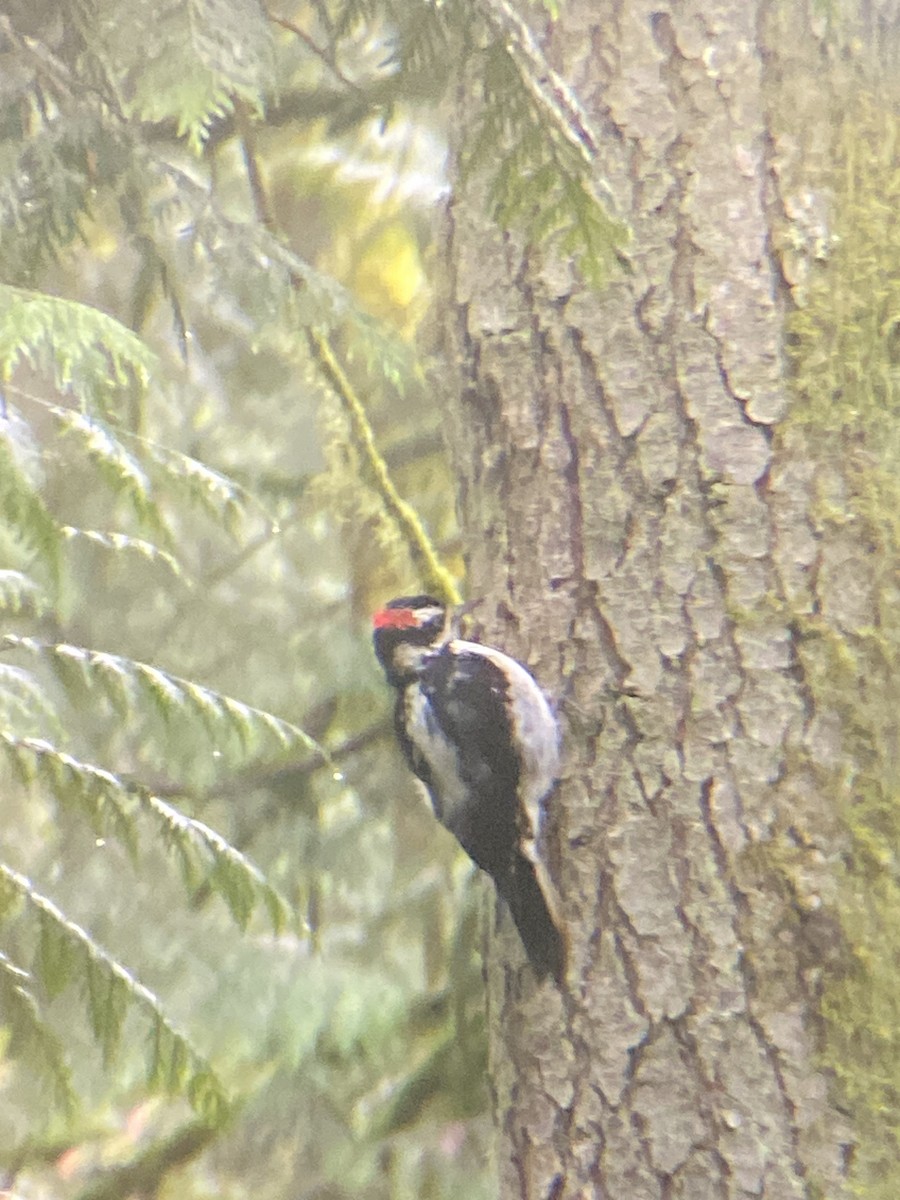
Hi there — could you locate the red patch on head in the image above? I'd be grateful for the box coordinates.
[373,607,418,630]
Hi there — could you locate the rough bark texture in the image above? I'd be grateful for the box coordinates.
[438,1,898,1197]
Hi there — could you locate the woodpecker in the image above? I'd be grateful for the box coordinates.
[373,594,565,983]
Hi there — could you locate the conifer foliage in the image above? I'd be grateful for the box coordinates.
[0,0,618,1194]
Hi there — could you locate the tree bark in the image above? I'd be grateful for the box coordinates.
[439,1,898,1196]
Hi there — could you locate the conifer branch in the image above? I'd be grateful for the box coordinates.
[1,636,335,775]
[269,13,360,92]
[73,1118,219,1200]
[0,865,230,1123]
[479,0,602,165]
[0,570,48,617]
[0,949,76,1112]
[0,731,293,933]
[7,383,269,539]
[60,528,186,582]
[0,285,155,402]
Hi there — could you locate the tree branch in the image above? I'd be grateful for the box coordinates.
[74,1118,218,1200]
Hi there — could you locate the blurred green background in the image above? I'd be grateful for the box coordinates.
[0,2,492,1196]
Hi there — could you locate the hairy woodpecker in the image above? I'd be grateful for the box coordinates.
[373,595,565,983]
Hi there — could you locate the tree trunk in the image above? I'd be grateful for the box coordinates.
[440,1,900,1196]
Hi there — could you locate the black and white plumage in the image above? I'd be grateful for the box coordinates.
[373,595,565,983]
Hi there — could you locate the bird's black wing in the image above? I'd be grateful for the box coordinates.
[397,644,565,982]
[415,645,521,877]
[424,647,519,791]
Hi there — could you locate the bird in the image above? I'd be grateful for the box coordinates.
[372,594,565,983]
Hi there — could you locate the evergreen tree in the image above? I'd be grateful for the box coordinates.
[2,1,899,1198]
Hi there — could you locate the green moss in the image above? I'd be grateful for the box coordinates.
[783,92,900,1197]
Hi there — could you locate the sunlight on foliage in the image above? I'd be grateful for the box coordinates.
[0,286,155,413]
[61,527,185,582]
[0,569,47,617]
[0,424,64,598]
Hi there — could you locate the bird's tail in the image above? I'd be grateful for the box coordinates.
[500,854,566,985]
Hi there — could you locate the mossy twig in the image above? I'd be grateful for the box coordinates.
[310,330,461,604]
